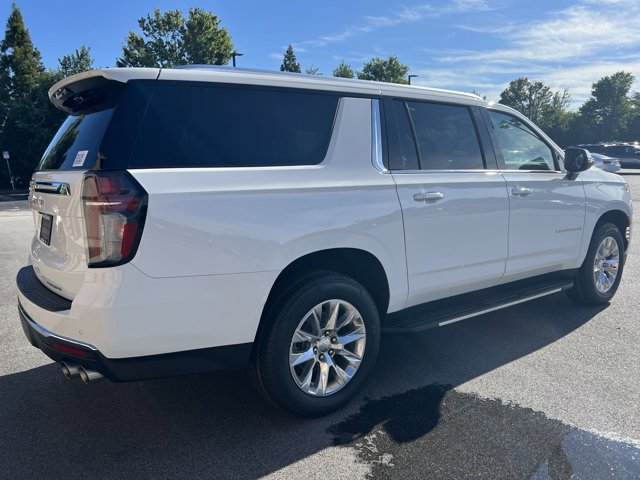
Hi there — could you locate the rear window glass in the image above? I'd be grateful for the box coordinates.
[130,84,340,168]
[387,99,420,170]
[37,109,114,170]
[406,101,484,170]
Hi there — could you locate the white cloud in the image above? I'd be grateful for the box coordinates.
[290,0,640,107]
[297,0,496,48]
[430,1,640,105]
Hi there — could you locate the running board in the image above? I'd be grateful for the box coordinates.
[383,273,575,333]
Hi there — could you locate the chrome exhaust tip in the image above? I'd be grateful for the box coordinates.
[60,362,81,379]
[78,367,104,384]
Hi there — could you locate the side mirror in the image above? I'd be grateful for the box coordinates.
[564,148,593,173]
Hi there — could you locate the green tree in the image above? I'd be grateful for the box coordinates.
[538,88,573,145]
[357,55,409,84]
[499,78,575,145]
[305,65,321,75]
[0,3,49,186]
[499,78,575,138]
[0,3,44,118]
[626,92,640,141]
[58,45,93,77]
[499,78,555,126]
[116,8,233,68]
[280,44,301,73]
[333,60,354,79]
[579,71,635,141]
[2,71,65,175]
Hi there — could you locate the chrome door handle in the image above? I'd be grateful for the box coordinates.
[414,191,445,202]
[511,186,533,197]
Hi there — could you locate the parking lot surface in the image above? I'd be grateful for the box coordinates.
[1,173,639,479]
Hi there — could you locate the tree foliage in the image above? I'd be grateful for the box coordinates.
[333,60,354,79]
[0,4,91,187]
[58,46,93,77]
[116,8,233,68]
[280,44,301,73]
[305,65,321,75]
[628,92,640,141]
[0,3,43,115]
[498,77,574,143]
[357,55,409,84]
[579,71,635,141]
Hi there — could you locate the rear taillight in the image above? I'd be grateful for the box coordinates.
[82,171,147,267]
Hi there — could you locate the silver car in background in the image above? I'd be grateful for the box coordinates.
[591,152,621,173]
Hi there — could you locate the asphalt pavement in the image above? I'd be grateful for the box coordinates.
[1,173,639,479]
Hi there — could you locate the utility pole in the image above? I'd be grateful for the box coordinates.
[2,151,15,190]
[408,74,418,85]
[231,51,244,67]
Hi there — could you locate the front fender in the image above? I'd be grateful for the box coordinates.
[576,171,632,267]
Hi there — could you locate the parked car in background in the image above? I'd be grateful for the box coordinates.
[591,153,621,173]
[578,143,640,168]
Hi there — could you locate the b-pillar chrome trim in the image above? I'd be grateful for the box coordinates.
[371,99,386,173]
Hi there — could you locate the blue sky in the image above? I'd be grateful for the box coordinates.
[2,0,639,107]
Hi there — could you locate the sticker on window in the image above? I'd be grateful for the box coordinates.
[72,150,88,167]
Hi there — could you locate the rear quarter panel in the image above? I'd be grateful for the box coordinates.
[128,97,408,313]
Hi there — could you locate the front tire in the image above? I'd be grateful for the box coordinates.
[568,222,625,305]
[251,272,380,418]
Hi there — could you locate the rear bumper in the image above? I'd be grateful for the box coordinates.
[16,261,271,359]
[19,302,252,382]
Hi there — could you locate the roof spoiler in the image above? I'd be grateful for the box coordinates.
[48,68,160,115]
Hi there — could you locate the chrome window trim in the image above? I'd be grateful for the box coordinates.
[389,169,496,174]
[388,168,565,175]
[371,99,387,172]
[498,169,565,174]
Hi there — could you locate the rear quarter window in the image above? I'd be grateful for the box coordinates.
[37,109,114,170]
[129,83,340,168]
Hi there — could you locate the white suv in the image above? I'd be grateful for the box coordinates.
[17,67,632,417]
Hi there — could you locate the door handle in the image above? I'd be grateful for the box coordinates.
[414,191,445,202]
[511,186,533,197]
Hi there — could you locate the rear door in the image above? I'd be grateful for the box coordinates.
[30,110,116,299]
[28,77,153,299]
[483,108,586,278]
[386,98,509,306]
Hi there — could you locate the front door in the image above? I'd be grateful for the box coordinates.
[485,109,586,279]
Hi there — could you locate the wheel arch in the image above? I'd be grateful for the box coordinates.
[594,209,631,252]
[253,248,391,346]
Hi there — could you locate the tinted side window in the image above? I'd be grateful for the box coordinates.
[406,101,484,170]
[585,145,606,154]
[607,146,625,155]
[386,99,419,170]
[37,109,114,170]
[130,84,339,168]
[488,110,555,171]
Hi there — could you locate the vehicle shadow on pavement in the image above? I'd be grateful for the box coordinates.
[0,294,614,479]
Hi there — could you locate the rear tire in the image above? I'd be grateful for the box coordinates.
[567,222,625,305]
[251,272,380,418]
